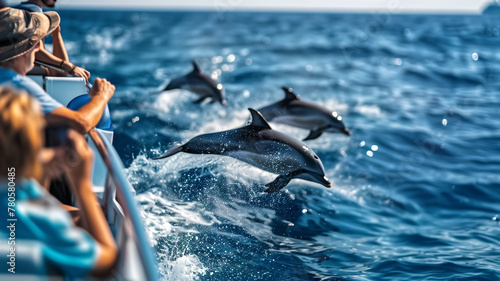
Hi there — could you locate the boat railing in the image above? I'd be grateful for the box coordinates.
[87,129,158,281]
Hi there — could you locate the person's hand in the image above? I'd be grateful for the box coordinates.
[88,78,115,102]
[39,129,93,186]
[69,66,91,84]
[40,146,68,181]
[51,25,61,37]
[62,61,90,84]
[63,129,94,191]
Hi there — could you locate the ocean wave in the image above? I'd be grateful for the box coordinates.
[57,10,500,280]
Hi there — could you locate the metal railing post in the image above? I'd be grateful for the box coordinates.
[88,129,158,281]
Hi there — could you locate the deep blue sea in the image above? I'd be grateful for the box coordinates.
[57,9,500,280]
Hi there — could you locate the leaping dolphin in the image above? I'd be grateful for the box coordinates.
[154,108,331,193]
[164,61,227,106]
[258,87,350,141]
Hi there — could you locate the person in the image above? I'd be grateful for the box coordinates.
[14,0,90,83]
[0,7,115,134]
[0,87,117,278]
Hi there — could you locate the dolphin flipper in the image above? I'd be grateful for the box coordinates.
[303,129,323,141]
[264,174,292,193]
[154,145,184,160]
[194,96,208,104]
[164,82,177,91]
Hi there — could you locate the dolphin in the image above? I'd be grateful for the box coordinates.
[154,108,331,193]
[164,61,227,106]
[258,87,350,141]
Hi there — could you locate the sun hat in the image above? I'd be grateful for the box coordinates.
[0,8,60,62]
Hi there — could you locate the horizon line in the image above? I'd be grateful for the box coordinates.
[51,6,485,15]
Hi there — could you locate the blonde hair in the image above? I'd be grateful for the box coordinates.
[0,87,44,179]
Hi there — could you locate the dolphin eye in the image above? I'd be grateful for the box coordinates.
[314,155,319,159]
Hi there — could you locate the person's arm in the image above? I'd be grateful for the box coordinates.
[51,25,69,62]
[45,78,115,134]
[36,41,90,84]
[63,130,117,276]
[50,26,91,83]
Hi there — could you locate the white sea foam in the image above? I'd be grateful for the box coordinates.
[152,90,192,114]
[159,254,207,281]
[136,190,219,246]
[186,107,250,137]
[354,104,384,116]
[131,167,216,281]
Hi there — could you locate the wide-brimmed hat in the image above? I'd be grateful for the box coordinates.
[0,8,60,62]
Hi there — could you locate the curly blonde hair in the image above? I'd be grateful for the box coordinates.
[0,87,44,179]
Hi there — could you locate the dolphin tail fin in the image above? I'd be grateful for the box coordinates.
[264,175,291,193]
[303,130,323,141]
[153,145,184,160]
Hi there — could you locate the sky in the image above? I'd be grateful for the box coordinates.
[5,0,497,14]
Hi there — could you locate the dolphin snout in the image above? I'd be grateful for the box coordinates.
[221,100,227,106]
[322,176,332,188]
[343,128,351,136]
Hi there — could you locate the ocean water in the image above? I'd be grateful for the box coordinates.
[57,9,500,280]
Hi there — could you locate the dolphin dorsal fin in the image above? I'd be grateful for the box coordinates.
[192,61,201,73]
[281,87,300,101]
[248,108,272,130]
